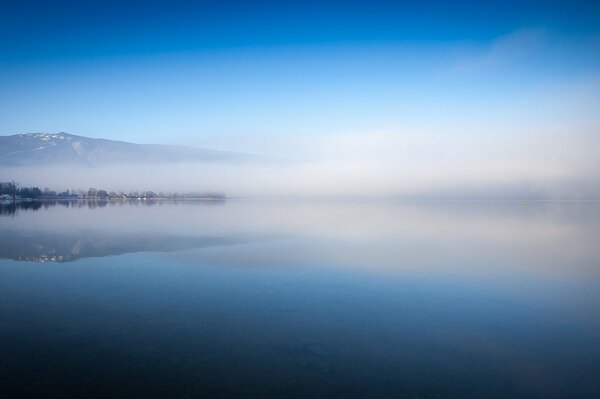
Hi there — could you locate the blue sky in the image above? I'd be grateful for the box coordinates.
[1,0,599,159]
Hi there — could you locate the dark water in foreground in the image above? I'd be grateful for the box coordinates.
[1,200,599,398]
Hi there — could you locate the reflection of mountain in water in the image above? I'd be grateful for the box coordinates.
[0,229,236,263]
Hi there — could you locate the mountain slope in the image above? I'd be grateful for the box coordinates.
[0,132,262,166]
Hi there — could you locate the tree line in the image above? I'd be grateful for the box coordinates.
[0,181,225,201]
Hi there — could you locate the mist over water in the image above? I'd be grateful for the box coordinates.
[6,116,600,199]
[4,154,599,200]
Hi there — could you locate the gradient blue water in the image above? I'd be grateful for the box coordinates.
[1,200,599,398]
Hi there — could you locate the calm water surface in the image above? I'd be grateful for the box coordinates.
[1,200,599,398]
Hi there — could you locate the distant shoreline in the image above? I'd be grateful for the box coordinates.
[1,197,225,203]
[0,181,226,202]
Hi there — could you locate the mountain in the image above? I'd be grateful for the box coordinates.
[0,132,263,166]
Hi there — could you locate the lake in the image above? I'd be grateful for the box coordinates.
[1,200,599,398]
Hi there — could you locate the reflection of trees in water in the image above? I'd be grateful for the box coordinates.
[0,198,224,217]
[0,200,73,216]
[1,201,43,216]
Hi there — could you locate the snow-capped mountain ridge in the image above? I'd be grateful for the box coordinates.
[0,132,262,166]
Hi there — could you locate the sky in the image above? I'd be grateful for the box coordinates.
[1,0,600,198]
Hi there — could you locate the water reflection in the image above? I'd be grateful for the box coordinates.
[1,200,599,398]
[0,229,236,262]
[4,199,597,276]
[0,198,224,217]
[1,200,233,262]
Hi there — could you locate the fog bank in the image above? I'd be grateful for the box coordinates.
[3,158,598,200]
